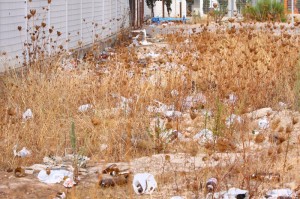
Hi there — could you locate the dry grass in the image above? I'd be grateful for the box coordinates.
[1,22,300,198]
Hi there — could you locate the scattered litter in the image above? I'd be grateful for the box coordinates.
[54,192,66,199]
[225,114,242,127]
[210,187,249,199]
[63,177,76,188]
[132,173,157,195]
[78,104,92,112]
[171,197,184,199]
[258,117,269,129]
[13,145,31,157]
[265,189,294,198]
[206,177,218,192]
[22,108,33,120]
[14,167,26,178]
[38,169,73,184]
[193,129,214,144]
[100,164,130,187]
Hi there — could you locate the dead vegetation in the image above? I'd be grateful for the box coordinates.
[0,22,300,198]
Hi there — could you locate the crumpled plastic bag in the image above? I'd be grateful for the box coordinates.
[38,169,73,184]
[23,109,33,120]
[132,173,157,195]
[78,104,92,112]
[13,145,31,157]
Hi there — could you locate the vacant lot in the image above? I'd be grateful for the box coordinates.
[0,23,300,198]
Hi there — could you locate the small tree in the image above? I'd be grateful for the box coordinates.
[165,0,172,16]
[146,0,158,17]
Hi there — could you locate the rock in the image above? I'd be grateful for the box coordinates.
[193,129,214,144]
[258,117,269,129]
[246,107,272,119]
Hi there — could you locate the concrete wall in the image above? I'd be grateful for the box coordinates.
[0,0,130,71]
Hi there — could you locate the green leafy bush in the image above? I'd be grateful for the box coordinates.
[243,0,286,22]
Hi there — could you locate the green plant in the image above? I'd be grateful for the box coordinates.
[242,0,286,21]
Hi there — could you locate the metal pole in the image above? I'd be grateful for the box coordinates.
[292,0,294,25]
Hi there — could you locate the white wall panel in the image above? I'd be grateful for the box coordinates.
[0,0,130,71]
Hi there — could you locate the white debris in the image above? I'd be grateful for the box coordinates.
[226,93,237,104]
[22,108,33,120]
[246,107,272,119]
[170,197,184,199]
[63,177,76,188]
[225,188,249,198]
[258,117,269,129]
[164,110,182,118]
[201,109,213,117]
[13,145,31,158]
[38,169,73,184]
[193,129,214,144]
[225,114,243,127]
[132,173,157,195]
[146,52,160,58]
[265,188,294,198]
[78,104,92,112]
[210,188,249,199]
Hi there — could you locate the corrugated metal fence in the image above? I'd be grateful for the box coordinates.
[0,0,130,66]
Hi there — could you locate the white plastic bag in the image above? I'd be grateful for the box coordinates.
[23,109,33,120]
[132,173,157,195]
[38,169,73,184]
